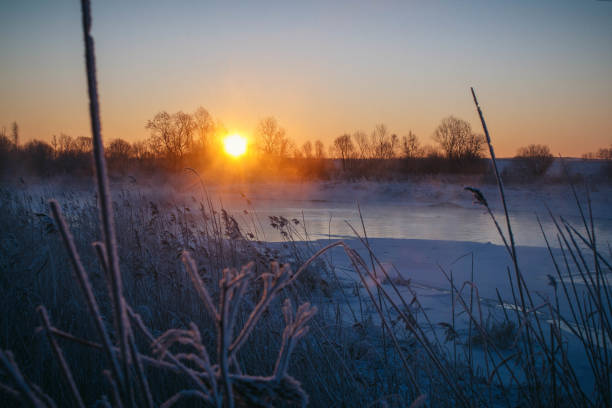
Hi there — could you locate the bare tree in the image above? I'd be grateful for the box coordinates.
[107,138,133,161]
[302,141,313,159]
[193,107,215,152]
[146,111,172,157]
[402,131,421,159]
[0,132,13,174]
[333,133,355,171]
[74,136,92,153]
[279,137,293,158]
[515,144,554,175]
[255,117,289,157]
[369,124,399,159]
[433,116,484,160]
[57,134,75,154]
[598,147,612,159]
[387,134,400,159]
[132,140,151,160]
[211,120,228,153]
[11,122,18,147]
[371,124,388,159]
[293,148,304,159]
[174,111,196,153]
[50,134,58,155]
[353,130,371,159]
[145,111,195,163]
[583,146,612,160]
[591,145,612,160]
[314,140,325,159]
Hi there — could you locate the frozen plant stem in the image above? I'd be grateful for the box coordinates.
[49,200,124,393]
[80,0,131,397]
[0,350,44,408]
[38,306,85,408]
[470,87,541,400]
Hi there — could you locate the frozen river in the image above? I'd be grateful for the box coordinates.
[218,181,612,248]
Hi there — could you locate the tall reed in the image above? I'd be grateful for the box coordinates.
[0,1,321,406]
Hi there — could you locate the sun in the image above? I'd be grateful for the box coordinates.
[223,134,247,158]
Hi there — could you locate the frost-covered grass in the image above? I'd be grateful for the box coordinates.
[0,181,419,406]
[1,1,610,406]
[1,174,611,406]
[1,130,611,407]
[0,2,358,405]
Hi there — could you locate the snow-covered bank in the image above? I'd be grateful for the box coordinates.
[291,237,596,323]
[4,175,610,404]
[294,236,606,394]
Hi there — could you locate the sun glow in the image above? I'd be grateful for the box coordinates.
[223,134,247,158]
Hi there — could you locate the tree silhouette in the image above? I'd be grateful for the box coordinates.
[433,116,484,160]
[353,131,370,159]
[402,131,421,159]
[193,107,215,153]
[255,117,289,157]
[333,133,354,171]
[371,124,398,159]
[302,141,313,159]
[146,111,195,165]
[11,122,18,147]
[515,144,554,176]
[108,138,132,161]
[315,140,325,159]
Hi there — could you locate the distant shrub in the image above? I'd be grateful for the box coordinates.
[107,138,133,173]
[515,144,554,175]
[401,151,488,175]
[583,144,612,180]
[598,146,612,160]
[0,134,14,176]
[503,144,554,181]
[583,144,612,160]
[22,139,55,176]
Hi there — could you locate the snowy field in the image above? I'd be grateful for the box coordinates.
[5,174,611,404]
[191,177,612,393]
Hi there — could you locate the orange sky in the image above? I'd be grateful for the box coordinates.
[1,1,611,157]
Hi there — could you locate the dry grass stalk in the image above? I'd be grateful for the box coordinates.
[0,1,321,406]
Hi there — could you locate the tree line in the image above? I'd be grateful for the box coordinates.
[1,108,607,181]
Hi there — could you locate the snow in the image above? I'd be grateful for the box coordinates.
[207,177,612,396]
[14,173,612,396]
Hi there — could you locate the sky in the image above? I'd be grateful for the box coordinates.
[1,0,611,157]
